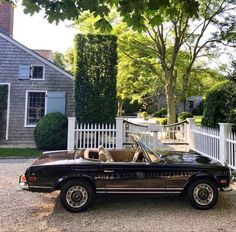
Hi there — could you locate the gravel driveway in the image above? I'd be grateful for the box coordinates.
[0,159,236,232]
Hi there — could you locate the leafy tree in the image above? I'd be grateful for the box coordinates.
[53,51,65,69]
[13,0,236,123]
[74,34,117,123]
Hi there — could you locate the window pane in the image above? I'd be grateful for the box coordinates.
[32,66,44,79]
[27,92,45,125]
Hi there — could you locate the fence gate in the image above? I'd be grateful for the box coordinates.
[123,119,189,151]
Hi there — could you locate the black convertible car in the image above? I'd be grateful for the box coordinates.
[19,136,232,212]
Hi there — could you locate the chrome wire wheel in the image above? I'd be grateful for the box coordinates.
[66,185,88,208]
[193,183,214,206]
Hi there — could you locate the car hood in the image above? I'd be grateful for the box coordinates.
[162,151,222,166]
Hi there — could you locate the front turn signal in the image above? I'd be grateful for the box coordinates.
[20,175,26,183]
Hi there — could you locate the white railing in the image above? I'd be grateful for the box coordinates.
[188,118,236,170]
[226,131,236,169]
[191,124,220,161]
[123,120,154,148]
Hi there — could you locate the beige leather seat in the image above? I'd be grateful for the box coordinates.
[98,145,114,162]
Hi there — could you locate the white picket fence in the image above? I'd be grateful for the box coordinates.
[74,123,116,149]
[67,117,236,170]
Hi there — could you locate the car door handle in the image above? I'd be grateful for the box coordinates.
[104,170,114,173]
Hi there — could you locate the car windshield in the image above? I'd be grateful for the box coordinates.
[140,141,161,163]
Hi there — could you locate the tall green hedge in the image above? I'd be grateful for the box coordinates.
[202,81,236,128]
[74,34,118,123]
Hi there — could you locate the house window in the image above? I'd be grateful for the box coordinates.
[188,100,194,109]
[31,65,44,79]
[19,65,45,80]
[26,92,46,126]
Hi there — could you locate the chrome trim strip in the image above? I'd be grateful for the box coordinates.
[97,191,182,194]
[96,187,184,191]
[30,186,52,189]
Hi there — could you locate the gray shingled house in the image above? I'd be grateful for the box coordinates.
[0,4,74,147]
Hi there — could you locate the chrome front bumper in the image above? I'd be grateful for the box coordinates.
[222,185,233,192]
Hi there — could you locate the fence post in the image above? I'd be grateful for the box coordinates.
[219,123,232,164]
[186,118,195,150]
[116,117,123,149]
[67,117,76,151]
[153,131,158,152]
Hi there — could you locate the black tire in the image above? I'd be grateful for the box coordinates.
[60,179,95,212]
[188,179,218,210]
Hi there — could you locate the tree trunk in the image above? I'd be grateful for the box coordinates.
[166,94,177,124]
[117,99,124,117]
[165,73,177,124]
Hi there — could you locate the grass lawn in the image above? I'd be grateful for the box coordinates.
[0,148,42,158]
[194,115,203,126]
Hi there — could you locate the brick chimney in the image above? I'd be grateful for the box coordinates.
[0,3,14,37]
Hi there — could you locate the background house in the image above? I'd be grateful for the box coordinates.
[177,96,202,114]
[0,3,74,147]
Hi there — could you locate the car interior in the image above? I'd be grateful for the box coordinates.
[77,145,145,163]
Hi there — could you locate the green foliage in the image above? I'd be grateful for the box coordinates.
[0,148,41,158]
[159,108,167,117]
[34,112,68,150]
[141,111,149,120]
[155,118,167,125]
[192,100,204,116]
[178,112,193,122]
[53,51,65,69]
[123,100,141,116]
[202,81,236,128]
[74,34,117,123]
[52,49,74,74]
[17,0,199,31]
[153,108,167,118]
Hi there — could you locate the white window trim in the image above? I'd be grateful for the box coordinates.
[24,90,47,128]
[0,83,10,140]
[30,64,45,80]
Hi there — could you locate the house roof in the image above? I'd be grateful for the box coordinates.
[0,31,73,80]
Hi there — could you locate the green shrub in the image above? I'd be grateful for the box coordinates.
[202,81,236,128]
[155,118,167,125]
[153,111,161,117]
[34,112,68,150]
[159,118,167,125]
[153,108,167,118]
[141,111,149,120]
[178,112,193,122]
[159,108,167,117]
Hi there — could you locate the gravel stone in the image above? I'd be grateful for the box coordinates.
[0,160,236,232]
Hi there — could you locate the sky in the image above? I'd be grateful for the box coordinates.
[14,3,77,52]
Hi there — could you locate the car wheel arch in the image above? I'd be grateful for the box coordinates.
[183,174,219,193]
[54,174,96,191]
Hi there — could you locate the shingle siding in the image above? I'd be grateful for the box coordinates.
[0,36,74,145]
